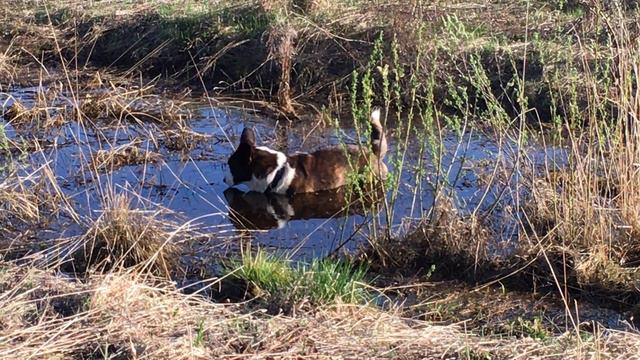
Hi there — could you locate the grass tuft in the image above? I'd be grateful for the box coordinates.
[78,84,191,126]
[302,257,370,305]
[234,248,294,299]
[91,142,162,172]
[231,248,370,308]
[368,195,490,274]
[82,193,179,276]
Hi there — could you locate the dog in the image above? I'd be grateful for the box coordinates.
[223,109,387,195]
[224,187,381,230]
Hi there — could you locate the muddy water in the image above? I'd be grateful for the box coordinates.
[0,87,567,260]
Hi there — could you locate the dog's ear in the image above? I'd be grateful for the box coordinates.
[240,127,256,147]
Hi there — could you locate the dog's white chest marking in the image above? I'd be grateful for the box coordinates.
[245,146,295,194]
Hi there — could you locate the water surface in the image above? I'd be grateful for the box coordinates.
[0,87,568,261]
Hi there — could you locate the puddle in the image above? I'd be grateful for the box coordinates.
[0,86,568,261]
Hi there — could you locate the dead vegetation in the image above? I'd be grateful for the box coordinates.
[0,166,71,227]
[0,174,43,225]
[161,123,213,152]
[4,87,67,130]
[1,260,639,359]
[80,193,180,276]
[0,44,16,88]
[78,85,192,126]
[263,0,299,118]
[2,75,191,132]
[91,142,162,172]
[367,195,491,274]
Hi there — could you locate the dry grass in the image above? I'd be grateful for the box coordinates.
[2,1,640,358]
[368,195,491,273]
[91,141,162,172]
[81,193,179,276]
[0,174,42,225]
[0,45,16,87]
[523,171,640,290]
[0,166,71,227]
[267,21,298,117]
[4,97,66,130]
[3,79,191,132]
[161,123,213,152]
[515,8,640,291]
[78,84,192,126]
[1,260,639,359]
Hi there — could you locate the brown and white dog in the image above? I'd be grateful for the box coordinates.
[223,109,388,195]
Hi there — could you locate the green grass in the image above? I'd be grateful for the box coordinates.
[504,316,551,341]
[193,318,206,347]
[301,257,370,304]
[230,248,370,306]
[156,2,270,41]
[233,248,294,298]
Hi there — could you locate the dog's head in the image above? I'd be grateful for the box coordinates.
[224,127,287,192]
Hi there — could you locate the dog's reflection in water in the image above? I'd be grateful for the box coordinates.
[224,187,382,230]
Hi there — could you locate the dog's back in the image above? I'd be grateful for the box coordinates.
[285,109,388,193]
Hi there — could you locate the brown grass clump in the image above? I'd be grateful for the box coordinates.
[368,196,490,274]
[161,123,213,152]
[91,142,162,172]
[574,245,640,290]
[0,175,42,225]
[0,45,16,87]
[267,22,298,117]
[78,85,191,126]
[0,166,71,229]
[417,197,490,260]
[3,83,67,130]
[525,174,621,245]
[81,193,179,276]
[262,0,298,117]
[3,99,65,130]
[523,158,640,290]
